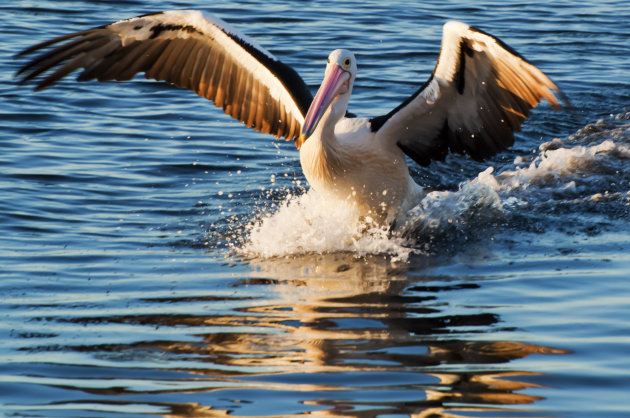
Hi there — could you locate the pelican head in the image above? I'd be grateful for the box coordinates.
[301,49,356,141]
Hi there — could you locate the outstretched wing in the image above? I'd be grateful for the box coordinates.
[15,10,313,144]
[369,21,562,166]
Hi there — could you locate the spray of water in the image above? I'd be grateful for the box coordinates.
[238,112,630,261]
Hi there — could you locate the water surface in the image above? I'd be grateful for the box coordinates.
[1,1,629,417]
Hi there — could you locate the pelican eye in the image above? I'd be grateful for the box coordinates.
[342,57,351,69]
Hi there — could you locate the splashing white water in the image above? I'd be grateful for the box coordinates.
[478,139,630,194]
[242,180,503,261]
[475,113,630,209]
[242,191,411,260]
[241,113,630,260]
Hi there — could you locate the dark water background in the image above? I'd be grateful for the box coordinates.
[1,1,629,416]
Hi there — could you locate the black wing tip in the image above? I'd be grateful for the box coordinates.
[556,87,571,109]
[14,30,84,86]
[14,49,32,60]
[14,38,53,60]
[32,82,49,92]
[14,65,38,88]
[14,72,55,91]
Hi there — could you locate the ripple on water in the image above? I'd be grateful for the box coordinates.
[1,1,629,417]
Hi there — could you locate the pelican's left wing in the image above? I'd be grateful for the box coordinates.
[15,10,312,144]
[370,21,562,166]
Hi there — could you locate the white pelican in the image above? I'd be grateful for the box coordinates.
[16,10,561,225]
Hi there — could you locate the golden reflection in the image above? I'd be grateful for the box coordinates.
[63,253,568,417]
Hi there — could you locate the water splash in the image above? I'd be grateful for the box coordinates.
[478,112,630,202]
[240,112,630,260]
[241,179,503,261]
[242,191,411,260]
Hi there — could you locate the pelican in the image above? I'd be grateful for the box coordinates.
[16,10,561,224]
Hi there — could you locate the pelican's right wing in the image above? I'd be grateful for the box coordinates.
[16,10,313,144]
[370,21,562,166]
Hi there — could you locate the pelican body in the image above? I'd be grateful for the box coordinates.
[15,11,561,225]
[299,49,421,223]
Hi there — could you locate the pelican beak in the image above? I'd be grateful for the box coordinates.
[301,64,350,140]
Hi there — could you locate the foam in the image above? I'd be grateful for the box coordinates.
[477,140,630,194]
[242,179,503,261]
[242,191,412,260]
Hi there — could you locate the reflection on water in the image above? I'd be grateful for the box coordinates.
[2,0,628,416]
[16,254,567,417]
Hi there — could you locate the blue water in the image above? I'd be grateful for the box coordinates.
[2,1,629,417]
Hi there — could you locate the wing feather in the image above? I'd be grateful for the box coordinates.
[15,10,313,145]
[370,21,562,166]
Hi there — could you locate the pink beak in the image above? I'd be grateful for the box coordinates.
[301,64,351,140]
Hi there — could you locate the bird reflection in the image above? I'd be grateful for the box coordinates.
[51,253,567,417]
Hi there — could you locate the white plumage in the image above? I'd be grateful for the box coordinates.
[16,11,561,225]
